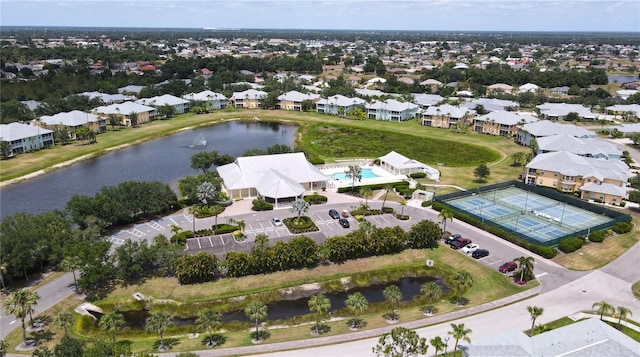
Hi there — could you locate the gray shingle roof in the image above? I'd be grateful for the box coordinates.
[0,122,53,141]
[526,151,629,182]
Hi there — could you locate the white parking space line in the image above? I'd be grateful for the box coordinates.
[536,272,548,278]
[488,259,503,265]
[197,238,202,249]
[219,236,225,245]
[208,237,213,247]
[148,221,164,231]
[129,228,145,237]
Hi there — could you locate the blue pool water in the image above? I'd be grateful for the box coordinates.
[332,168,380,181]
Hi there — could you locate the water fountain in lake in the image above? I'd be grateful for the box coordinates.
[189,133,207,148]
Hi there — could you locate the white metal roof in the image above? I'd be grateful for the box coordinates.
[526,151,629,182]
[537,134,621,158]
[0,122,53,142]
[519,120,595,138]
[475,111,538,126]
[217,153,329,198]
[135,94,188,107]
[94,101,156,115]
[277,90,320,102]
[182,90,227,101]
[40,110,101,127]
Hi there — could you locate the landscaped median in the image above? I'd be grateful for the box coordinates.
[5,247,536,355]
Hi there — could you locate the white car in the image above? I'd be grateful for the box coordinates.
[460,243,480,254]
[271,217,283,227]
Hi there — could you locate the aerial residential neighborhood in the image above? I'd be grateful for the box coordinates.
[0,17,639,357]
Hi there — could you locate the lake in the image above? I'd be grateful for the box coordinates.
[0,121,297,220]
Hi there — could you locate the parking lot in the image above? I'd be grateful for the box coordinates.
[106,201,558,284]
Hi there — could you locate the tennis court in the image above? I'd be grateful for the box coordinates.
[443,185,616,246]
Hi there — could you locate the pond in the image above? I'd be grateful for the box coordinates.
[100,276,449,329]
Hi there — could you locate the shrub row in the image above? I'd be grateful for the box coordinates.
[558,237,584,253]
[431,202,557,259]
[409,172,427,179]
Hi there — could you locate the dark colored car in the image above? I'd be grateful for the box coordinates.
[499,261,518,273]
[450,238,472,249]
[329,209,340,219]
[338,218,350,228]
[472,249,490,259]
[444,233,462,245]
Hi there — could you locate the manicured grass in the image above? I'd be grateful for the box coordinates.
[297,122,500,167]
[524,316,578,336]
[552,214,640,270]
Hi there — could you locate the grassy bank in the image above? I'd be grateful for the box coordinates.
[2,109,521,189]
[5,247,534,354]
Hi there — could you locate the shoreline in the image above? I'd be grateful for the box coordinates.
[0,121,227,188]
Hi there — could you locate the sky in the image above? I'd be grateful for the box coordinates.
[1,0,639,33]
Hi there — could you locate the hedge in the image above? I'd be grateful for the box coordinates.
[304,194,328,204]
[421,200,433,207]
[336,180,409,193]
[252,198,274,211]
[409,172,426,179]
[431,202,557,258]
[213,224,239,234]
[558,237,584,253]
[588,230,606,243]
[171,230,194,245]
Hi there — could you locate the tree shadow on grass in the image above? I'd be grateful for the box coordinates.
[310,324,331,335]
[201,333,226,348]
[30,329,55,344]
[152,337,180,351]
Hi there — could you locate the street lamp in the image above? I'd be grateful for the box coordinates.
[444,336,450,356]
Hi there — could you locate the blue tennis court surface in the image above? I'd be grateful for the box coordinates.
[443,186,615,246]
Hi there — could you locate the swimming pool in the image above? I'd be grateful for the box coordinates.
[331,168,381,181]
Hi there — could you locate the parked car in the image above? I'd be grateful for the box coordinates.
[460,243,480,254]
[271,217,283,227]
[341,210,349,218]
[444,233,461,245]
[329,209,340,219]
[338,218,350,228]
[472,249,490,259]
[499,261,518,273]
[450,238,472,249]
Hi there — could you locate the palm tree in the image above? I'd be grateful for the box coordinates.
[308,294,331,334]
[236,219,246,235]
[383,285,402,321]
[514,256,535,282]
[290,198,310,224]
[381,184,394,210]
[451,271,473,304]
[54,311,74,337]
[60,255,81,293]
[344,165,362,194]
[438,208,454,237]
[196,308,222,347]
[616,306,632,329]
[99,311,125,342]
[3,289,30,345]
[244,301,268,341]
[359,186,373,208]
[0,262,7,291]
[145,311,174,350]
[527,306,544,336]
[24,290,40,326]
[170,224,183,237]
[592,300,614,321]
[420,282,442,313]
[430,336,446,356]
[448,323,472,354]
[344,292,369,328]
